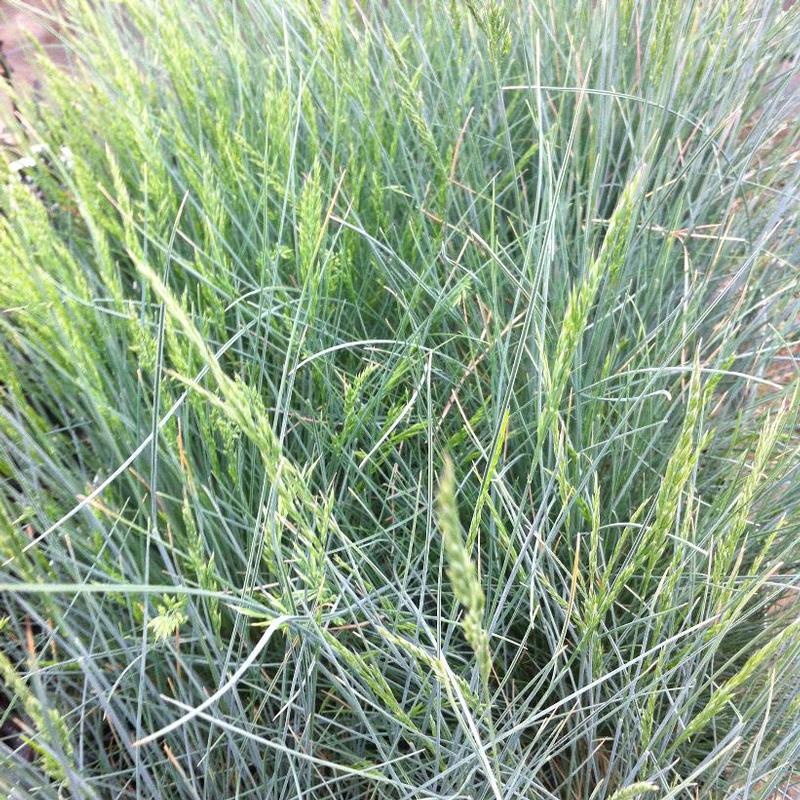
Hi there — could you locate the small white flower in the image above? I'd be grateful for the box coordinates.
[31,143,48,155]
[9,156,36,172]
[59,146,75,170]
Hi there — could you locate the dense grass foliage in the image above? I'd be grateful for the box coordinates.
[1,0,799,797]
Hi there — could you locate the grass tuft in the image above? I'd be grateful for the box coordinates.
[0,0,799,797]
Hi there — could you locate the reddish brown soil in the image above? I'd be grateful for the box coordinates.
[0,1,65,88]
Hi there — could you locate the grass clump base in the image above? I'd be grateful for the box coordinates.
[1,1,799,797]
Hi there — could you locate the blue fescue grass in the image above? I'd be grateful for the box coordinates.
[0,1,799,797]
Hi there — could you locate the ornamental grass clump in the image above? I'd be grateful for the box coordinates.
[0,1,799,798]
